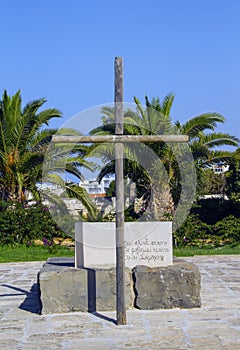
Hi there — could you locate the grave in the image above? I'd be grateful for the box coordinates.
[38,220,201,314]
[38,57,201,321]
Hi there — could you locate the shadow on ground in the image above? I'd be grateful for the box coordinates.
[1,283,41,314]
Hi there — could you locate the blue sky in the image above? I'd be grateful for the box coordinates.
[1,0,239,137]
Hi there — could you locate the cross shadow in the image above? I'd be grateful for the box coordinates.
[0,284,26,297]
[1,283,41,314]
[86,268,117,325]
[90,311,117,325]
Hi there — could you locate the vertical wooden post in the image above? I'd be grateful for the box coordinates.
[114,57,126,325]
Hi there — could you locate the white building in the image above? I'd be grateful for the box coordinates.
[79,175,115,196]
[212,163,229,174]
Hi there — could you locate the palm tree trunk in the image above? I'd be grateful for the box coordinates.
[146,183,174,220]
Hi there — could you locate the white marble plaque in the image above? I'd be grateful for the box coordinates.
[75,221,172,268]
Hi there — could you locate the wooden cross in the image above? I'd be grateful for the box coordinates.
[52,57,188,325]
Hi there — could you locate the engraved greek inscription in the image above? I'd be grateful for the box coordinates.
[153,247,169,253]
[140,254,164,263]
[151,240,168,246]
[135,239,150,246]
[131,246,151,254]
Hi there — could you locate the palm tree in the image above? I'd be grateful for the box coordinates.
[129,95,177,219]
[0,90,62,202]
[175,114,239,202]
[127,96,239,218]
[0,90,98,220]
[89,93,239,221]
[89,94,178,220]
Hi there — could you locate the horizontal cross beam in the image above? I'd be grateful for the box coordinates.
[52,135,189,144]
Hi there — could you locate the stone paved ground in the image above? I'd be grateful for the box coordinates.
[0,255,239,349]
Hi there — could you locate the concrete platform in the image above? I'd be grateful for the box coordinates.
[0,255,240,349]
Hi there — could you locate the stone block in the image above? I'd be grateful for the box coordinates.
[132,259,201,309]
[38,265,88,314]
[38,258,133,314]
[38,257,201,314]
[94,267,133,311]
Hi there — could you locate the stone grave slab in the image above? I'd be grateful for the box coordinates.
[75,221,172,268]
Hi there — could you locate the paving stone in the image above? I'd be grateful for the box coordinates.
[0,256,240,349]
[67,339,112,350]
[26,331,86,342]
[22,342,63,350]
[0,339,22,350]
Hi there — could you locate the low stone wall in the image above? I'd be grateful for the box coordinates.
[38,257,201,314]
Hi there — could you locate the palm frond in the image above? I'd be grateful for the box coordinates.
[65,183,98,220]
[43,173,66,188]
[161,93,175,118]
[97,161,115,182]
[134,96,146,121]
[202,150,236,165]
[22,98,46,116]
[65,162,85,181]
[180,113,225,136]
[27,129,57,151]
[34,108,62,127]
[199,133,239,148]
[100,106,115,122]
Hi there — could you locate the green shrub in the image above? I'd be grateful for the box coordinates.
[174,214,213,247]
[175,213,240,247]
[213,216,240,242]
[0,201,69,245]
[191,198,240,224]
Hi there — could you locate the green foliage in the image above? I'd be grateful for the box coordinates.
[90,92,239,222]
[0,201,68,245]
[0,241,239,263]
[173,243,240,257]
[226,148,240,206]
[174,189,240,247]
[41,131,98,220]
[105,180,116,197]
[197,168,226,196]
[191,198,240,224]
[0,244,74,263]
[213,216,240,242]
[174,214,213,246]
[175,212,240,247]
[0,90,61,202]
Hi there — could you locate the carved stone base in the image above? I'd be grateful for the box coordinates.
[38,257,201,314]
